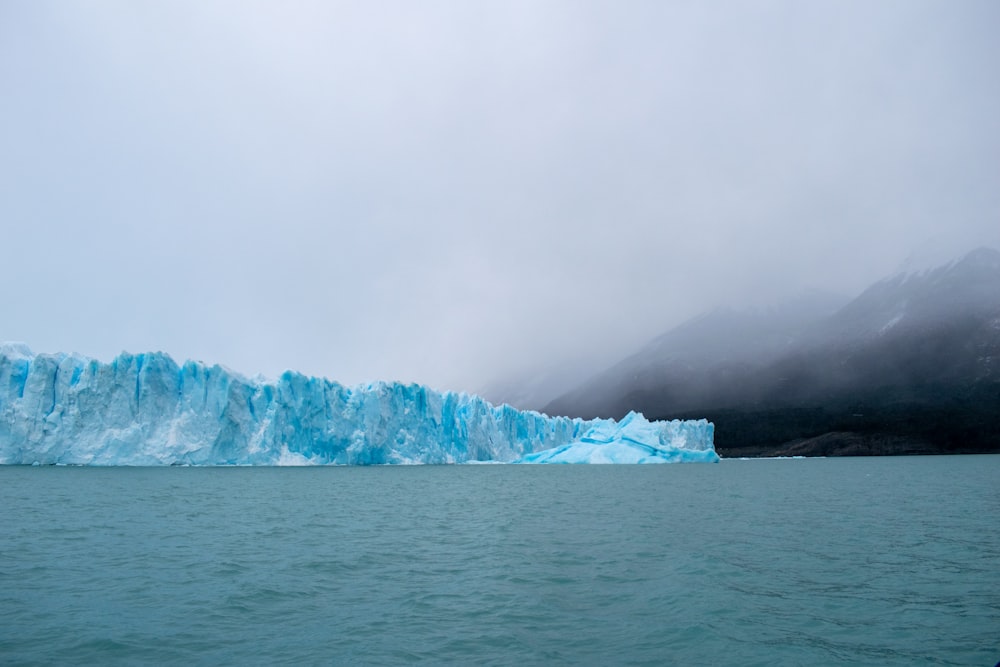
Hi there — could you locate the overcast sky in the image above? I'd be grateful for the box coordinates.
[2,0,998,392]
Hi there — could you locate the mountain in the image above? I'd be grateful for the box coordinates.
[545,247,1000,456]
[544,288,849,419]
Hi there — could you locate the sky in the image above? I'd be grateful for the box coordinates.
[2,0,999,392]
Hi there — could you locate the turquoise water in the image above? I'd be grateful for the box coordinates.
[1,457,997,665]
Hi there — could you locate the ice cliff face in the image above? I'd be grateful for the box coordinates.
[0,344,716,465]
[517,411,718,464]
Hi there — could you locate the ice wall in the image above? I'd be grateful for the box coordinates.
[516,411,718,464]
[0,344,717,465]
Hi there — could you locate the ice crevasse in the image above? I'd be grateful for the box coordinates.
[0,344,718,465]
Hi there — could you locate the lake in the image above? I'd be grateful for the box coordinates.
[1,456,997,665]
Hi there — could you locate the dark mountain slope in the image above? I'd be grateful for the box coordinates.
[545,247,1000,456]
[545,289,848,419]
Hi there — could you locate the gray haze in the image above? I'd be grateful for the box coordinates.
[2,1,999,392]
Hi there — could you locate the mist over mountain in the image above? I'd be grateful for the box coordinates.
[538,289,849,417]
[476,360,595,414]
[477,289,849,411]
[538,247,1000,456]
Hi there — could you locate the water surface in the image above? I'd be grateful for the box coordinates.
[1,456,997,665]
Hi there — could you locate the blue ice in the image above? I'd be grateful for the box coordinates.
[0,344,717,465]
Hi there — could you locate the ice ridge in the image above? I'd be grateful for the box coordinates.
[0,345,717,465]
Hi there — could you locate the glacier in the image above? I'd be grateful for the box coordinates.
[517,411,718,464]
[0,344,717,466]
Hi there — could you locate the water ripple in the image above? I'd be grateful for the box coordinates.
[0,458,997,665]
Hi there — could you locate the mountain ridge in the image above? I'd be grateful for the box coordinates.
[543,246,1000,456]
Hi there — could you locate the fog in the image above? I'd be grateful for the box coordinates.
[2,1,998,392]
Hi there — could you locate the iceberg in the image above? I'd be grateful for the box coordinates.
[0,344,717,466]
